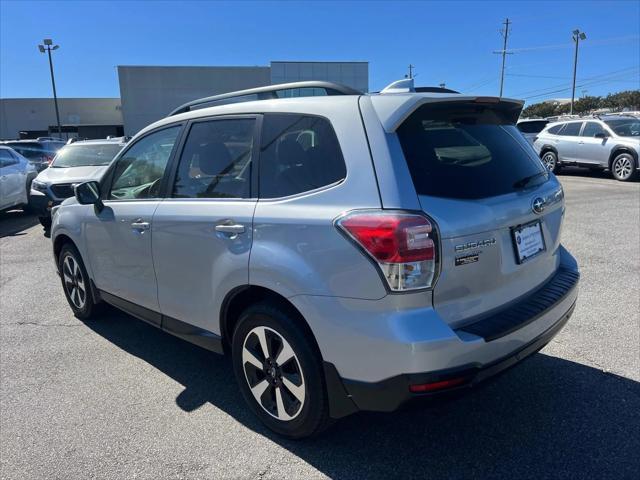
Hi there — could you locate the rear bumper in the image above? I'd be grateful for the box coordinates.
[338,299,575,413]
[291,246,579,418]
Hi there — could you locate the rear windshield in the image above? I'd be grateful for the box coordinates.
[397,103,548,199]
[4,142,45,160]
[51,144,123,168]
[517,120,548,133]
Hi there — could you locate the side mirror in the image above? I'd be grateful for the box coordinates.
[75,181,104,212]
[594,132,609,139]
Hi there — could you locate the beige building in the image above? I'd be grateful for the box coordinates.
[0,98,122,140]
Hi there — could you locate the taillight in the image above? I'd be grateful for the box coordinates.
[336,211,439,291]
[43,155,54,165]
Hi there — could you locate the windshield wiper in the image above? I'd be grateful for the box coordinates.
[513,171,548,189]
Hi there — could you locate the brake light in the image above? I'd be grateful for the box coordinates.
[336,211,439,291]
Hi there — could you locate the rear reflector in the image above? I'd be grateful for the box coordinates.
[409,377,468,393]
[336,210,439,291]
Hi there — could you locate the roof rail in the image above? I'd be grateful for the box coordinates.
[167,81,363,117]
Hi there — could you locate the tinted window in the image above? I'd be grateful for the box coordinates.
[173,119,255,199]
[581,122,606,137]
[0,149,18,167]
[547,124,564,135]
[604,118,640,137]
[517,120,548,134]
[259,114,346,198]
[51,144,123,168]
[396,105,548,200]
[558,122,582,136]
[4,143,45,161]
[109,126,180,200]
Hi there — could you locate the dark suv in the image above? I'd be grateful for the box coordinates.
[3,139,66,172]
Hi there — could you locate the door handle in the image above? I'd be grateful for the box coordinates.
[578,141,584,145]
[130,219,150,231]
[215,224,245,235]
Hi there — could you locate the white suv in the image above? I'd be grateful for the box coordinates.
[533,115,640,181]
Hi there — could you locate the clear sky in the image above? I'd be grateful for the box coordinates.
[1,0,638,105]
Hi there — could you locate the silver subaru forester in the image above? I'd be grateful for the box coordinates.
[51,79,580,438]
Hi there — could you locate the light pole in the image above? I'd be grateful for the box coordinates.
[38,39,62,139]
[570,29,586,115]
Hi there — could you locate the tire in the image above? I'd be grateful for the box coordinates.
[541,150,560,173]
[610,153,638,182]
[39,216,52,229]
[58,243,101,320]
[231,302,331,439]
[23,176,34,213]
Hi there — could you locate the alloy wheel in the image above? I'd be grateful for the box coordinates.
[542,152,556,171]
[241,326,306,421]
[613,155,633,180]
[62,254,86,309]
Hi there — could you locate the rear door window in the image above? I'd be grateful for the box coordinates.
[547,124,564,135]
[558,122,583,136]
[396,104,548,200]
[259,114,346,198]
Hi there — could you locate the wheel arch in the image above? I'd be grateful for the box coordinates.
[53,233,77,263]
[608,146,638,170]
[539,144,558,157]
[220,285,321,356]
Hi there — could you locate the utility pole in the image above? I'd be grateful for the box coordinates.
[407,64,414,79]
[570,29,587,115]
[38,39,62,139]
[493,18,513,97]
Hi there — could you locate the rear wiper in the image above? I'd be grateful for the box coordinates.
[513,171,548,189]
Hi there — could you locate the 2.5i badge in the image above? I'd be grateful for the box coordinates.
[455,254,479,266]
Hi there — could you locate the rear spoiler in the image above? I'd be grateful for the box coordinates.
[370,95,525,133]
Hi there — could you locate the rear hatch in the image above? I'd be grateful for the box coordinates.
[396,100,564,327]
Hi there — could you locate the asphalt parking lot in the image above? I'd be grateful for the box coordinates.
[1,170,639,480]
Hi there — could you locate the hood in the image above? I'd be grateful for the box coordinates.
[36,165,109,184]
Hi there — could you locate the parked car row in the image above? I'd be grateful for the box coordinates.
[1,137,126,225]
[30,137,126,230]
[2,138,66,171]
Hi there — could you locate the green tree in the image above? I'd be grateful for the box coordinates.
[521,89,640,117]
[573,95,602,114]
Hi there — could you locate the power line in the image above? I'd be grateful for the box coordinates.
[523,72,639,100]
[510,66,639,97]
[508,34,640,53]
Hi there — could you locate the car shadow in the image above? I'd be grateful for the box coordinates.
[557,166,638,182]
[0,210,39,238]
[85,310,640,479]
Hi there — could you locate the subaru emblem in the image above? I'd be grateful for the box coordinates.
[532,197,545,214]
